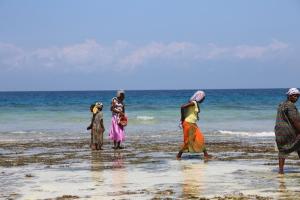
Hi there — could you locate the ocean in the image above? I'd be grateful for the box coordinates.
[0,89,295,142]
[2,89,300,199]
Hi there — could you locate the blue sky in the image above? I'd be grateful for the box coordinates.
[0,0,300,91]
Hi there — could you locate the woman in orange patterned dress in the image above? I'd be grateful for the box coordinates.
[176,91,211,160]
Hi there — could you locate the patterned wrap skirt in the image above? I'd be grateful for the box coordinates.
[181,121,206,153]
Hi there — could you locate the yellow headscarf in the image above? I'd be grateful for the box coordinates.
[92,102,103,114]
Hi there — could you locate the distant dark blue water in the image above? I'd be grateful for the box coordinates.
[0,89,297,141]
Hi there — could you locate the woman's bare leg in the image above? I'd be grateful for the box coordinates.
[279,157,285,174]
[117,141,124,149]
[204,150,212,159]
[176,150,183,160]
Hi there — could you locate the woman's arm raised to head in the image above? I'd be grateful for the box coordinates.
[181,101,194,109]
[180,101,194,122]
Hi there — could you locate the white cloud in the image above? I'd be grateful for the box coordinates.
[0,43,25,69]
[119,42,193,68]
[233,40,289,59]
[0,40,289,72]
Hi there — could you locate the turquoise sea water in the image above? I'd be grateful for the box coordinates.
[0,89,297,142]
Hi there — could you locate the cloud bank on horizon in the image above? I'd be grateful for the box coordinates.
[0,39,290,72]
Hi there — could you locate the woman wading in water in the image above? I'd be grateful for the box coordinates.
[275,88,300,174]
[177,90,211,160]
[87,102,105,150]
[109,90,126,149]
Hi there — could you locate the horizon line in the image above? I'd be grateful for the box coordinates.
[0,87,290,92]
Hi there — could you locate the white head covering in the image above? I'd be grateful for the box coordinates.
[286,88,300,96]
[117,90,125,97]
[93,102,103,114]
[95,102,103,109]
[190,90,206,102]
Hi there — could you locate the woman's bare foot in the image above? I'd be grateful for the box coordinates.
[204,154,213,161]
[91,144,97,150]
[176,151,183,160]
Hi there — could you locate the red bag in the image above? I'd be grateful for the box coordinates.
[118,114,128,127]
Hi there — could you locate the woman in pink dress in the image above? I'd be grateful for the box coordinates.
[109,90,126,149]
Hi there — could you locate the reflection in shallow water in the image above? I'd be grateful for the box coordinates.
[90,151,126,181]
[111,152,128,195]
[180,162,206,198]
[90,151,129,197]
[91,151,103,184]
[277,175,300,199]
[112,152,124,169]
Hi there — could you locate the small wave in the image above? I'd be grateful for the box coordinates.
[0,130,87,142]
[136,116,155,121]
[10,131,45,134]
[11,131,28,134]
[217,130,274,137]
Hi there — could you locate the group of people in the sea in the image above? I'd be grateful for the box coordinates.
[87,90,126,151]
[88,88,300,174]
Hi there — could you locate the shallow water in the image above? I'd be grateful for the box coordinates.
[1,136,300,199]
[2,155,300,199]
[1,89,300,199]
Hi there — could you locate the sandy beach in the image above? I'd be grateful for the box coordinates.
[1,133,300,200]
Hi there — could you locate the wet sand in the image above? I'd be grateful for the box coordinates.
[1,136,300,199]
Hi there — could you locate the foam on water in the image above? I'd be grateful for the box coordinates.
[136,116,155,120]
[217,130,274,137]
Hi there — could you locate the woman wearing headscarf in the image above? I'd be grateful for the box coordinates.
[87,103,96,148]
[88,102,105,150]
[275,88,300,174]
[109,90,126,149]
[177,90,211,160]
